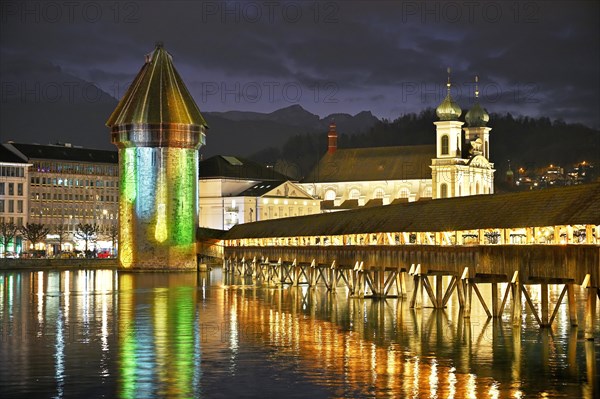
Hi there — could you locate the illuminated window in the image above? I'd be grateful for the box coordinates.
[373,188,385,199]
[349,189,360,200]
[398,187,410,198]
[440,183,448,198]
[324,189,336,201]
[424,186,432,197]
[441,135,449,155]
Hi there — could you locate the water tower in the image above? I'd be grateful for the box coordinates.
[106,43,207,270]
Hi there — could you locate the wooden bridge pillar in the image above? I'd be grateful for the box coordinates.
[584,287,597,340]
[511,272,522,326]
[491,282,498,317]
[541,283,549,327]
[397,271,407,297]
[567,284,578,326]
[463,280,472,318]
[435,276,443,308]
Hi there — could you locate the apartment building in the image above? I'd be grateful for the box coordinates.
[2,142,119,254]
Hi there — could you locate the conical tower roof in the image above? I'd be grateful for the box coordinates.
[106,43,207,128]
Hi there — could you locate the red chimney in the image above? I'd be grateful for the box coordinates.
[327,121,337,154]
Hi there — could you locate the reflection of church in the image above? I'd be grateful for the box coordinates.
[301,71,495,209]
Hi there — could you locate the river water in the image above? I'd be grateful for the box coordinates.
[0,268,598,398]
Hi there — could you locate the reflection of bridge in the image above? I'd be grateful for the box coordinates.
[221,184,600,339]
[223,279,598,398]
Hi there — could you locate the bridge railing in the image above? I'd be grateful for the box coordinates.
[225,244,600,287]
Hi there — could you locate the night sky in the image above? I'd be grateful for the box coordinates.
[1,0,599,148]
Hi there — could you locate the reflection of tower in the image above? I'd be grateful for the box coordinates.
[107,43,208,269]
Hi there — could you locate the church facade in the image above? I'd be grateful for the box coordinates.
[300,72,495,208]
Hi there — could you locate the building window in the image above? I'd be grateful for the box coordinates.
[441,135,449,155]
[424,186,432,198]
[373,188,385,199]
[485,141,489,158]
[0,183,4,195]
[8,200,14,213]
[8,183,14,195]
[398,187,410,198]
[440,183,448,198]
[0,200,4,212]
[17,200,23,214]
[17,183,23,196]
[324,189,336,201]
[349,189,360,200]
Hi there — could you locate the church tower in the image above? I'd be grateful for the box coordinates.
[106,43,208,270]
[463,75,495,195]
[464,76,491,159]
[431,68,463,199]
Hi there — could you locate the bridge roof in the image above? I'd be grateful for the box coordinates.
[224,183,600,239]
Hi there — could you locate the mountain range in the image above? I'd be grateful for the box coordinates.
[0,58,379,156]
[1,59,598,182]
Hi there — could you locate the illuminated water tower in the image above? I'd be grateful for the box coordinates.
[106,43,207,270]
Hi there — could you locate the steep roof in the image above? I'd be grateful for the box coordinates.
[199,155,291,181]
[224,183,600,238]
[6,143,118,164]
[106,43,207,128]
[0,144,28,163]
[302,145,435,183]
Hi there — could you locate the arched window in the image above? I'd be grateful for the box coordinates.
[373,188,385,199]
[324,189,336,201]
[440,183,448,198]
[398,187,410,198]
[441,135,449,155]
[349,189,360,200]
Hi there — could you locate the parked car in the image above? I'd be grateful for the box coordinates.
[97,250,112,259]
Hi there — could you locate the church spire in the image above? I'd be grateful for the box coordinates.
[436,67,462,121]
[465,75,489,127]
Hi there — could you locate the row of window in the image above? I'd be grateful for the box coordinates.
[31,207,116,219]
[0,216,24,226]
[0,199,24,214]
[31,192,117,202]
[0,182,24,196]
[324,187,432,201]
[30,176,118,188]
[33,162,117,176]
[0,166,25,177]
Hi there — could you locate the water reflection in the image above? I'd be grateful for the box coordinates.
[0,269,598,398]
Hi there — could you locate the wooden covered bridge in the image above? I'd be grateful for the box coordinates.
[218,183,600,339]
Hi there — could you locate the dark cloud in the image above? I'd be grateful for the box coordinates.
[0,0,598,129]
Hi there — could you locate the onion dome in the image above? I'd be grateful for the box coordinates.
[436,67,462,121]
[465,75,489,127]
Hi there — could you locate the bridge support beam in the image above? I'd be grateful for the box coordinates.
[567,284,578,326]
[584,287,597,340]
